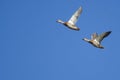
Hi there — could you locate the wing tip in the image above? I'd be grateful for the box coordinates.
[107,31,112,34]
[79,6,82,11]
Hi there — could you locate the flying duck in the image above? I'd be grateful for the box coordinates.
[82,31,112,49]
[56,6,82,31]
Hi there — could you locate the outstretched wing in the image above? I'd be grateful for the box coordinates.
[91,33,98,40]
[96,31,112,43]
[68,6,82,25]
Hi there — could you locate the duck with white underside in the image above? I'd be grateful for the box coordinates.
[82,31,112,49]
[56,6,82,31]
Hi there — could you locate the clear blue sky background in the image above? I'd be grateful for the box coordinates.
[1,0,120,80]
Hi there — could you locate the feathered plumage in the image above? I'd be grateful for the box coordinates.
[56,6,82,31]
[83,31,112,49]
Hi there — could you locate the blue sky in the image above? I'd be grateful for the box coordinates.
[1,0,120,80]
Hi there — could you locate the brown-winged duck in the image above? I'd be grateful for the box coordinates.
[82,31,112,49]
[56,6,82,31]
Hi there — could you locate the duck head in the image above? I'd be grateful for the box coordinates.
[82,38,91,42]
[56,19,65,24]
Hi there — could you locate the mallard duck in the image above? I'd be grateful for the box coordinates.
[56,6,82,31]
[82,31,112,49]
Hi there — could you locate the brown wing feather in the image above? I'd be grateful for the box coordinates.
[96,31,112,42]
[91,33,98,40]
[68,6,82,25]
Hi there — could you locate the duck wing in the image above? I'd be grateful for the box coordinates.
[91,33,98,40]
[68,6,82,25]
[96,31,112,43]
